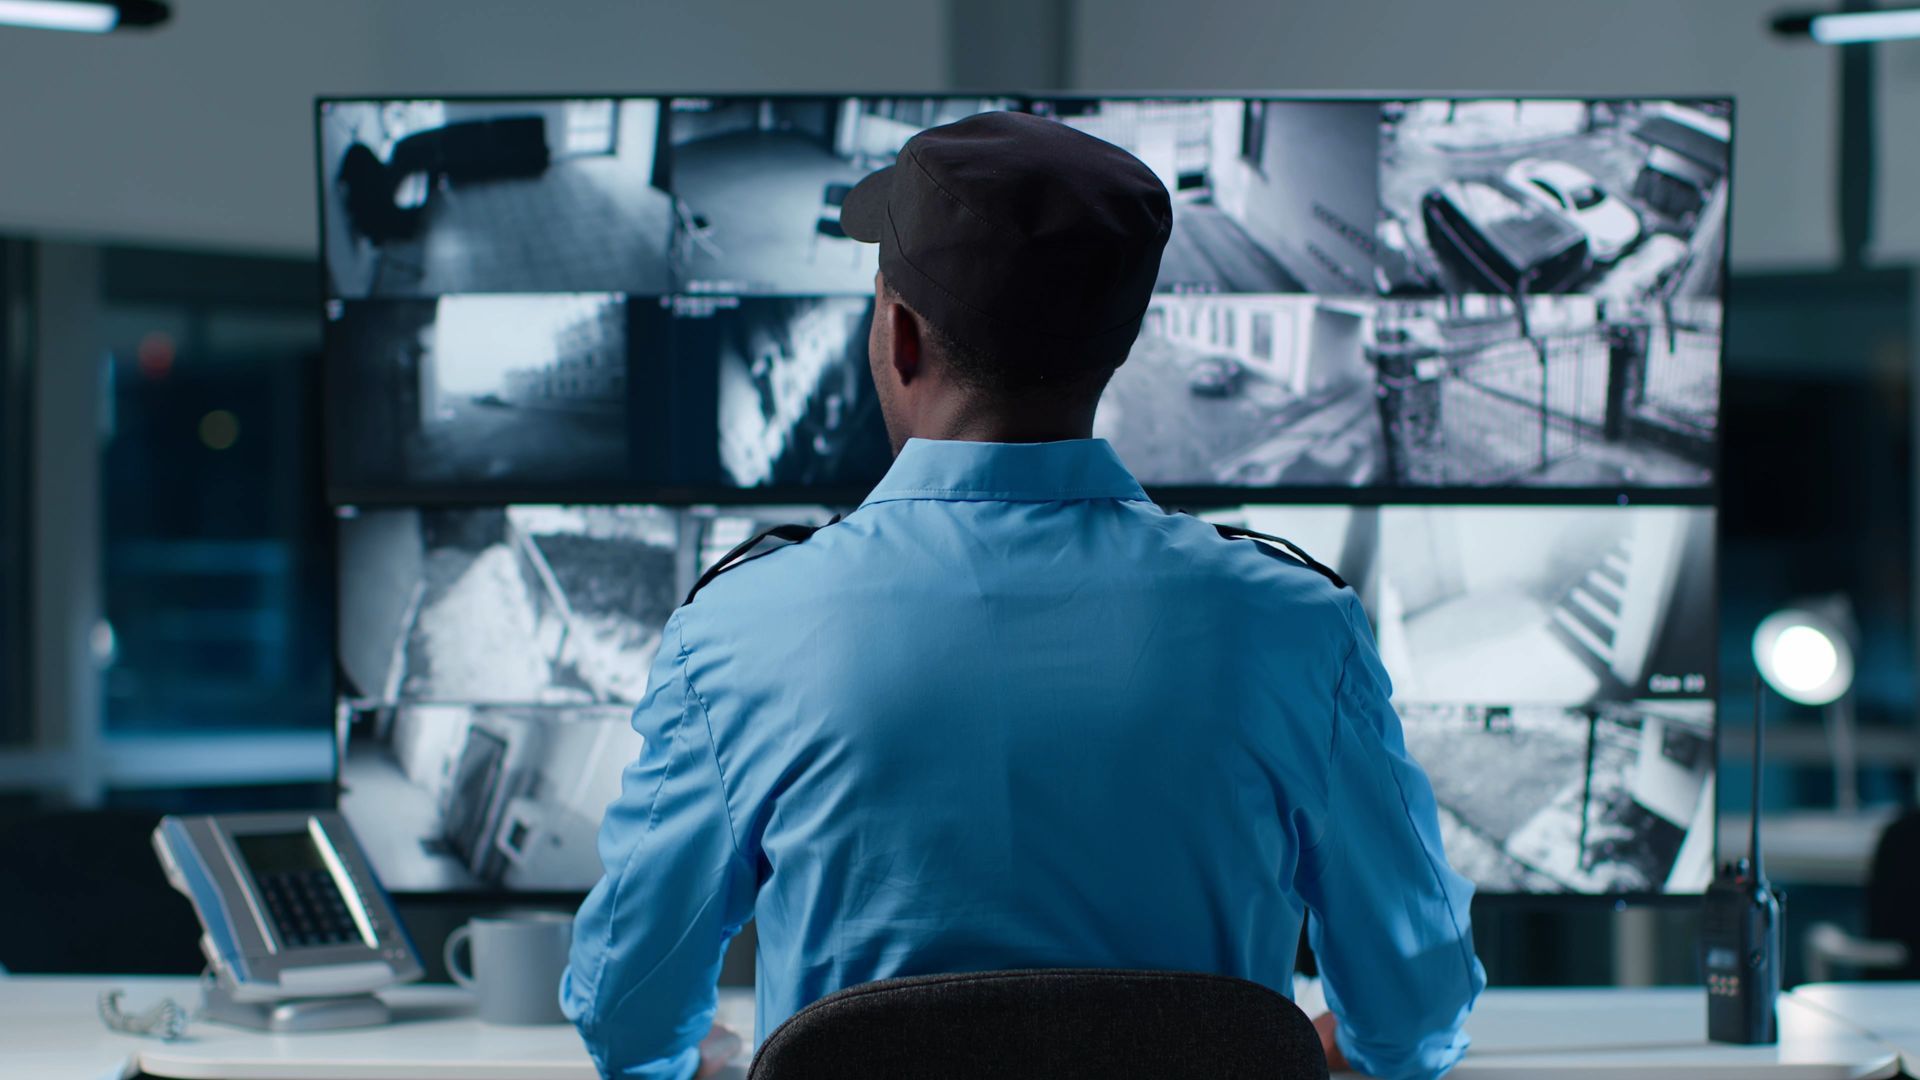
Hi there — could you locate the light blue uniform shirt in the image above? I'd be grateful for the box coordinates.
[563,438,1484,1080]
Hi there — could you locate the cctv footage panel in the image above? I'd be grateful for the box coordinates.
[1100,293,1718,490]
[319,94,1728,897]
[321,94,1729,503]
[333,503,835,891]
[1203,504,1716,895]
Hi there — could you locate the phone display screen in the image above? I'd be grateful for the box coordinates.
[235,829,363,949]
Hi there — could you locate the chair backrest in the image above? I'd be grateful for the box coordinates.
[676,198,711,234]
[389,115,550,184]
[336,143,403,243]
[1865,809,1920,979]
[748,968,1328,1080]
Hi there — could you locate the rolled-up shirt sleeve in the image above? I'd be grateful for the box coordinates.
[1299,596,1486,1080]
[563,614,755,1080]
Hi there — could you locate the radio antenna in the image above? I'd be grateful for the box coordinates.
[1750,674,1766,883]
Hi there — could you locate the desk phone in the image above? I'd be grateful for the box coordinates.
[152,811,423,1031]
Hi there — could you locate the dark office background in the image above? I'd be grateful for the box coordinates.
[2,0,1918,989]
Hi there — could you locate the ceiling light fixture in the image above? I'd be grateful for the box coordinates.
[0,0,168,33]
[1773,6,1920,43]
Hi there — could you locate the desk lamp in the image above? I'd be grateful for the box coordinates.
[1752,597,1860,810]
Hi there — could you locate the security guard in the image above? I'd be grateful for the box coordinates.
[563,111,1484,1080]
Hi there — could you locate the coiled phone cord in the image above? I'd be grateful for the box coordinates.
[96,972,208,1041]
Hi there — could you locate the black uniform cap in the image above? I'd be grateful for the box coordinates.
[840,110,1173,379]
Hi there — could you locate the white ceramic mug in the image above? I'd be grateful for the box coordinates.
[444,910,573,1025]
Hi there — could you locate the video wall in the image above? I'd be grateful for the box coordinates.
[321,94,1729,896]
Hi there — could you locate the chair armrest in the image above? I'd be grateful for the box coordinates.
[1804,921,1911,982]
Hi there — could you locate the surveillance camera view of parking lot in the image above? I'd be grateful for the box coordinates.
[1032,99,1381,295]
[1099,290,1716,493]
[1377,99,1729,304]
[667,97,1014,296]
[321,99,674,298]
[326,295,631,493]
[335,504,679,708]
[1098,294,1384,487]
[1372,294,1718,489]
[1401,701,1714,894]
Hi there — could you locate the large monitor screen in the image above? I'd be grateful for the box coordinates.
[320,94,1728,897]
[321,95,1728,504]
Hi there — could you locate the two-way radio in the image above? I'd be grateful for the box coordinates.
[1702,676,1784,1045]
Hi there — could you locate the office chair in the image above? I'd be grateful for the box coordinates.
[747,969,1329,1080]
[387,115,551,186]
[334,143,428,292]
[809,183,860,266]
[676,198,723,264]
[1802,809,1920,981]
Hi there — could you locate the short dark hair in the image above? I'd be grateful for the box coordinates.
[881,279,1120,400]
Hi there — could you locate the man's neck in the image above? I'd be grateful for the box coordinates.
[905,394,1099,446]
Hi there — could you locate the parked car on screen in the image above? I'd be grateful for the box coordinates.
[1505,158,1644,263]
[1420,177,1591,296]
[1188,355,1246,397]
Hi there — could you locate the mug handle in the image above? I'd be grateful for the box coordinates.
[444,925,477,990]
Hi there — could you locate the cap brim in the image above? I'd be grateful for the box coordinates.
[839,165,893,243]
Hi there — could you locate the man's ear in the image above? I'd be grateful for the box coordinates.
[885,294,924,386]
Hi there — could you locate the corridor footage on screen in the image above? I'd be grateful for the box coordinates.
[321,94,1728,502]
[320,93,1727,896]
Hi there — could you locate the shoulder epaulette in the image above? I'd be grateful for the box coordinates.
[1211,522,1348,591]
[684,517,839,605]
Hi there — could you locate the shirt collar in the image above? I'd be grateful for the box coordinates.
[859,438,1150,506]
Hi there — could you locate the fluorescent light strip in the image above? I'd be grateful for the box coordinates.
[0,0,118,32]
[1808,7,1920,43]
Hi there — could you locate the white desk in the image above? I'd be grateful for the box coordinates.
[0,976,752,1080]
[1448,988,1896,1079]
[1794,983,1920,1076]
[0,976,1900,1080]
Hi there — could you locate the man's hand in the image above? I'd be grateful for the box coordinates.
[695,1023,745,1078]
[1313,1012,1354,1074]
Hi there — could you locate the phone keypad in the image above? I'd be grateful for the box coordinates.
[257,869,360,949]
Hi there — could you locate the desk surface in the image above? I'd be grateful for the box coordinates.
[1448,987,1895,1079]
[1794,983,1920,1075]
[0,976,1902,1080]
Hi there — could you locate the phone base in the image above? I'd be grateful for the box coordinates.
[203,985,392,1032]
